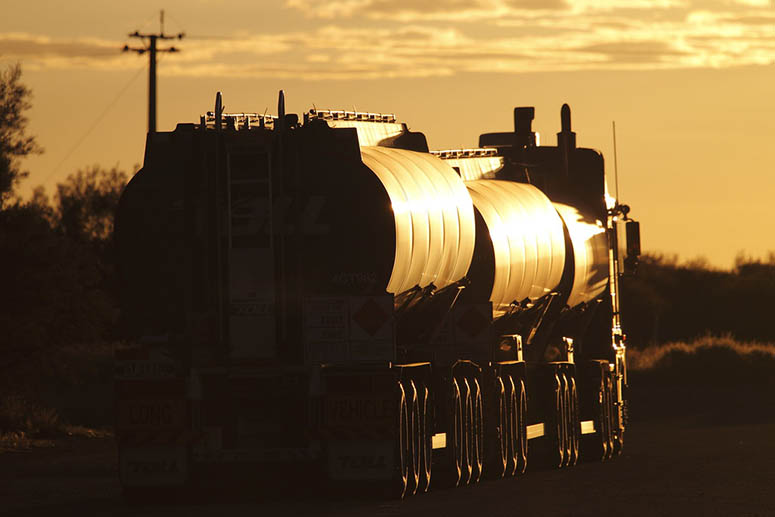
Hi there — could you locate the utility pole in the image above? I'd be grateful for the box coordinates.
[123,10,184,134]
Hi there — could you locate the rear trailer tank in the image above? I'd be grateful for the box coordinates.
[114,96,640,500]
[360,146,475,295]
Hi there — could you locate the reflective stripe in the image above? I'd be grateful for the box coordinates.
[581,420,596,435]
[431,432,447,449]
[527,423,545,440]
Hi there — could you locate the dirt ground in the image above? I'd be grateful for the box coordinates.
[3,382,775,517]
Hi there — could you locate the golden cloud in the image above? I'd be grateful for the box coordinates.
[1,1,773,80]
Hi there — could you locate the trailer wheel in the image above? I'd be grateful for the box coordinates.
[550,370,565,469]
[516,378,528,475]
[470,378,484,484]
[560,371,571,468]
[451,378,464,487]
[568,373,580,467]
[460,377,474,485]
[605,373,616,461]
[393,381,409,499]
[580,361,610,463]
[613,396,625,458]
[490,375,509,478]
[418,383,432,493]
[599,374,611,461]
[505,375,519,476]
[407,380,421,496]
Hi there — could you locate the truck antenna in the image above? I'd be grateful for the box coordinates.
[612,120,620,203]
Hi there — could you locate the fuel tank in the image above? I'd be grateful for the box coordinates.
[360,146,475,295]
[553,203,608,308]
[464,179,566,315]
[299,141,476,302]
[306,142,608,314]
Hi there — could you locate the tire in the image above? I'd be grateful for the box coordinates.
[490,375,508,478]
[600,374,611,462]
[471,378,484,484]
[418,383,432,493]
[407,380,421,495]
[515,378,528,475]
[605,373,616,461]
[568,374,580,467]
[460,377,473,485]
[506,375,519,476]
[551,370,564,469]
[393,381,409,499]
[451,378,464,487]
[559,371,571,468]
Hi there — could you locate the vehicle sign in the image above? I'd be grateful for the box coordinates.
[120,446,188,487]
[117,399,187,430]
[324,395,394,427]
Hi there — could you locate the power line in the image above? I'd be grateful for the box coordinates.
[41,66,146,187]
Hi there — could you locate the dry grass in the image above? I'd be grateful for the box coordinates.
[0,395,62,436]
[627,334,775,389]
[628,334,775,371]
[0,342,118,450]
[0,395,112,452]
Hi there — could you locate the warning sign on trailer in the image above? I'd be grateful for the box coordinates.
[432,302,493,347]
[349,296,392,340]
[303,295,394,364]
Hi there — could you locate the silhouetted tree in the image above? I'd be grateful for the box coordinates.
[54,166,128,244]
[620,253,775,346]
[0,64,41,208]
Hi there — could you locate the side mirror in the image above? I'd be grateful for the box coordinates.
[623,220,640,275]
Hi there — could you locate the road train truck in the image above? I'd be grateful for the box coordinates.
[114,91,641,498]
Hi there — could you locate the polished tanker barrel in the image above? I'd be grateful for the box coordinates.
[300,145,477,304]
[553,203,609,308]
[464,179,567,315]
[360,146,475,295]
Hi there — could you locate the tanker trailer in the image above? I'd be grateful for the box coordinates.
[113,92,640,499]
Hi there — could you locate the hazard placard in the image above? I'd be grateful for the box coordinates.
[303,295,394,364]
[431,302,493,347]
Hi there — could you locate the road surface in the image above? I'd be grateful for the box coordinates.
[3,383,774,516]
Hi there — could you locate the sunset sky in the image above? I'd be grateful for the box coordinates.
[1,0,773,268]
